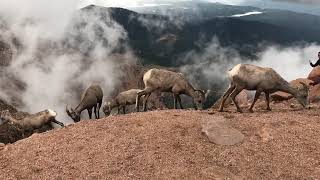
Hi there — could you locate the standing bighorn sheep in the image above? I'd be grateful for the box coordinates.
[103,89,144,116]
[66,84,103,122]
[0,109,64,130]
[219,64,309,113]
[136,68,206,111]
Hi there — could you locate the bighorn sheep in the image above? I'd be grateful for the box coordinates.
[136,68,206,111]
[66,84,103,122]
[103,89,144,116]
[219,64,309,113]
[0,109,64,130]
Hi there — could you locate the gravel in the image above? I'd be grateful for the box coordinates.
[1,104,320,179]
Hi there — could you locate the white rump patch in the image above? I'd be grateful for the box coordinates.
[47,109,57,117]
[144,69,153,81]
[228,64,242,77]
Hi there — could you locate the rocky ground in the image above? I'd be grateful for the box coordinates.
[0,101,320,179]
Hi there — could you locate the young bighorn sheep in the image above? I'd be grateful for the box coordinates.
[219,64,309,113]
[103,89,144,116]
[0,109,64,130]
[136,68,206,111]
[66,84,103,122]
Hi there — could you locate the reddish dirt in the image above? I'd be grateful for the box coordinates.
[1,102,320,179]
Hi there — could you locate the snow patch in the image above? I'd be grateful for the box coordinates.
[130,3,172,8]
[231,11,263,17]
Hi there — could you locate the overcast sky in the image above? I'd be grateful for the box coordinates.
[78,0,320,15]
[80,0,320,6]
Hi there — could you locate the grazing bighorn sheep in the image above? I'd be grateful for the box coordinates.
[0,109,64,130]
[66,84,103,122]
[219,64,309,113]
[136,68,206,111]
[103,89,144,116]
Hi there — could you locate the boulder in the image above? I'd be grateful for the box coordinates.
[202,116,244,146]
[308,66,320,85]
[309,84,320,103]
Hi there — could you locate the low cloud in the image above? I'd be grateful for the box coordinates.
[0,1,136,124]
[179,37,320,94]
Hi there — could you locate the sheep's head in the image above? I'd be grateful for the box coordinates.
[193,90,206,110]
[0,110,10,124]
[102,102,112,116]
[66,105,80,122]
[295,82,310,108]
[35,109,58,124]
[0,110,10,119]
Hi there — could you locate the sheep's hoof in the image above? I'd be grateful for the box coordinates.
[248,109,254,113]
[266,108,272,111]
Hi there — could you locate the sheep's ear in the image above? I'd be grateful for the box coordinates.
[66,105,72,116]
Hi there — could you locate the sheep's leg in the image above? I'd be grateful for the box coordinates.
[219,85,236,112]
[136,91,145,112]
[136,94,141,112]
[249,90,262,113]
[173,94,178,109]
[136,88,153,112]
[123,106,126,114]
[97,100,102,118]
[177,95,183,109]
[265,92,271,111]
[52,119,64,127]
[88,109,92,119]
[230,87,244,113]
[143,93,151,111]
[94,105,98,119]
[117,106,121,114]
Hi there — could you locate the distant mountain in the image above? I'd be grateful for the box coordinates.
[132,2,320,37]
[69,5,320,66]
[131,2,259,23]
[2,4,319,67]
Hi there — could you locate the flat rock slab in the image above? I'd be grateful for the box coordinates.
[202,116,244,146]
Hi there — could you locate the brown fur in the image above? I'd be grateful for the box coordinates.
[66,84,103,122]
[219,64,309,113]
[0,109,64,130]
[136,68,205,111]
[103,89,144,116]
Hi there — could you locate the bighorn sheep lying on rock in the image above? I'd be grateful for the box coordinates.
[103,89,144,116]
[136,68,206,111]
[66,84,103,122]
[0,109,64,130]
[219,64,309,113]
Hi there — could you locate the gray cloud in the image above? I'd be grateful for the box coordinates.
[0,0,136,124]
[271,0,320,4]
